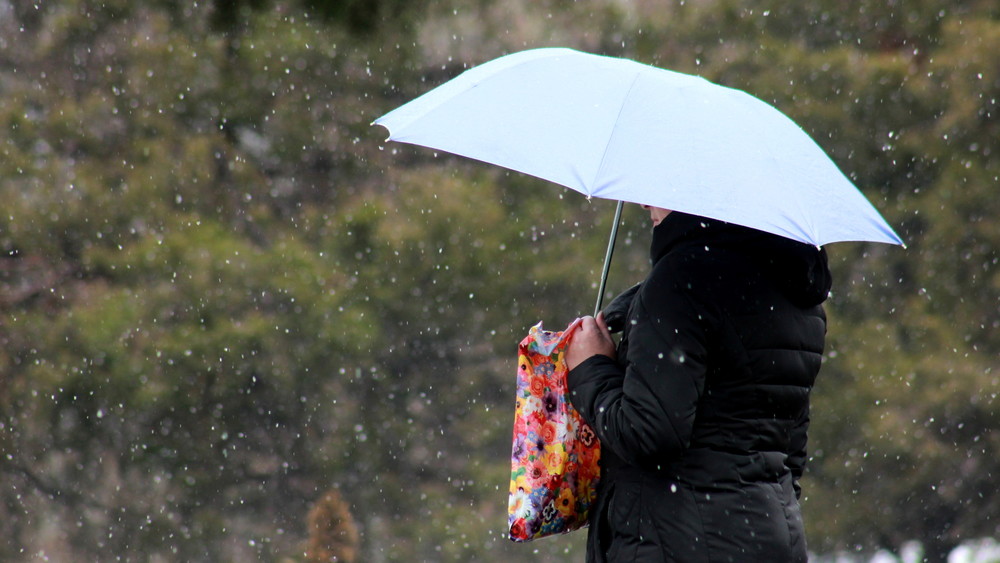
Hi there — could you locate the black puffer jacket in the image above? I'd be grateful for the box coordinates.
[568,211,831,563]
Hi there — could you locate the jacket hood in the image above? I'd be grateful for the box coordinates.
[651,212,832,307]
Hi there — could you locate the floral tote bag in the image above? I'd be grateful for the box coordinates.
[507,319,601,542]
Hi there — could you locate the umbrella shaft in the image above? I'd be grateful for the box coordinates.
[594,201,624,317]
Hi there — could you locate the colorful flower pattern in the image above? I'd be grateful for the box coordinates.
[508,320,601,542]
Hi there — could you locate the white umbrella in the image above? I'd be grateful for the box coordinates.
[374,48,903,310]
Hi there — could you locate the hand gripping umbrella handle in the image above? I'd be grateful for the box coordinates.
[594,200,624,317]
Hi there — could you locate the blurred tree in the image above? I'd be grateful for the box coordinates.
[0,1,606,560]
[2,0,998,561]
[306,488,359,562]
[0,0,405,559]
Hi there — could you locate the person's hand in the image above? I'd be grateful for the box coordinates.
[565,313,616,371]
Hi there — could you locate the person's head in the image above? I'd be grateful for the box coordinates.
[640,204,672,227]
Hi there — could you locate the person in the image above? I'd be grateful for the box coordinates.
[565,205,831,562]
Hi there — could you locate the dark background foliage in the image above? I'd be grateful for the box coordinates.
[1,0,997,561]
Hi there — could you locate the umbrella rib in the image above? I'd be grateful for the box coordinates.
[589,71,644,195]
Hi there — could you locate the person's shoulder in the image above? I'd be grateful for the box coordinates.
[643,247,736,314]
[651,242,754,287]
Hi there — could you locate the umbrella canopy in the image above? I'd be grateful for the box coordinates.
[374,47,903,248]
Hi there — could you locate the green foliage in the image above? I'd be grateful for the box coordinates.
[771,7,1000,562]
[2,0,998,561]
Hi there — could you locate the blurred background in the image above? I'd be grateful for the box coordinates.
[1,0,997,561]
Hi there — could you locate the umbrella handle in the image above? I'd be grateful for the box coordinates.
[594,200,624,317]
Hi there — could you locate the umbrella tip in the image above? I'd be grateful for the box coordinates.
[371,120,393,142]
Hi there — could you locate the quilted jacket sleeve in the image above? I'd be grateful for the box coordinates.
[567,264,713,469]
